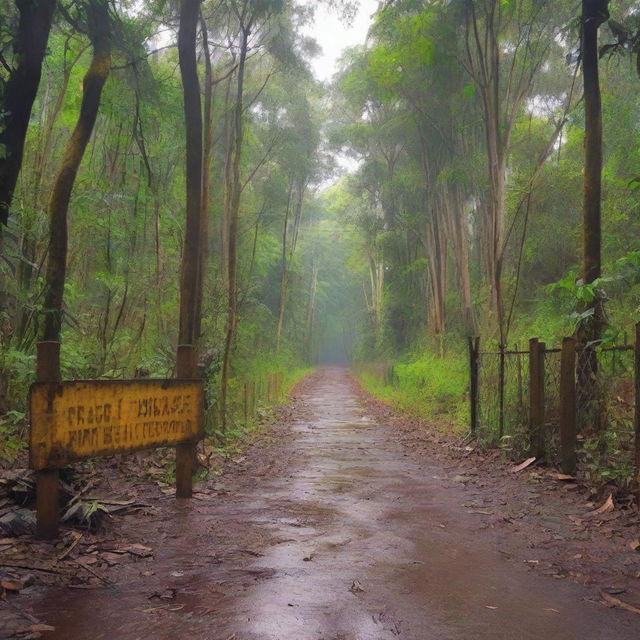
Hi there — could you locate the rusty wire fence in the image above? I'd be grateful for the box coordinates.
[476,346,529,453]
[471,334,640,490]
[575,346,636,484]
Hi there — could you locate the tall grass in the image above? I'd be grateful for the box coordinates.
[357,349,469,435]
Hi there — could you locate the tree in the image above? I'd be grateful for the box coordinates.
[0,0,56,230]
[42,0,112,344]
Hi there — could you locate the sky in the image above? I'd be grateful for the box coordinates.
[302,1,380,82]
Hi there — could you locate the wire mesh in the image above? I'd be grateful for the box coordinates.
[476,341,636,485]
[575,346,635,486]
[477,348,529,454]
[543,349,562,465]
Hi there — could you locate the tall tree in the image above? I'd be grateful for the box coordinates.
[580,0,609,325]
[0,0,56,229]
[177,0,203,350]
[42,0,111,343]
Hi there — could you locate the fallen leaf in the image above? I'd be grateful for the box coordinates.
[511,457,536,473]
[601,592,640,616]
[16,624,56,633]
[1,579,25,592]
[149,588,177,601]
[120,543,153,558]
[100,552,122,566]
[587,494,614,517]
[485,605,498,610]
[630,540,640,552]
[553,473,576,481]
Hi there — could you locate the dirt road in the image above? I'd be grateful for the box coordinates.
[21,368,640,638]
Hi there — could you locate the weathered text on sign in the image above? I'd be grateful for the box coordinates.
[29,379,203,470]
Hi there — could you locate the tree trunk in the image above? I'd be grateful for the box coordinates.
[177,0,203,349]
[42,0,111,343]
[275,185,293,352]
[0,0,56,228]
[194,12,213,344]
[577,0,610,435]
[220,21,250,431]
[304,253,318,364]
[581,0,608,293]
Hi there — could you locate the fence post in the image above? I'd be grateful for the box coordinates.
[243,381,249,427]
[176,344,197,498]
[35,341,61,539]
[634,322,640,508]
[468,337,479,435]
[516,343,523,413]
[251,380,257,417]
[529,338,546,459]
[498,343,506,439]
[560,337,577,475]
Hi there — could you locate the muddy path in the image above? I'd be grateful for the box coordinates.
[12,368,640,638]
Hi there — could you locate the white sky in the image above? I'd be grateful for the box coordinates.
[302,1,380,82]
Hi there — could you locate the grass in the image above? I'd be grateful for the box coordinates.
[357,350,469,437]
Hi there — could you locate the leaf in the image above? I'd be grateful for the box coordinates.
[601,592,640,616]
[511,457,536,473]
[120,543,153,558]
[630,539,640,552]
[1,579,25,592]
[586,494,614,517]
[15,624,55,633]
[553,473,576,481]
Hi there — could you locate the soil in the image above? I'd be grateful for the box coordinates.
[1,367,640,639]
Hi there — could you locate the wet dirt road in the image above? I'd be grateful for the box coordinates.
[27,368,640,639]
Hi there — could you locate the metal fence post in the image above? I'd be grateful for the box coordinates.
[498,343,506,439]
[560,337,577,475]
[529,338,546,460]
[35,341,62,539]
[468,337,479,435]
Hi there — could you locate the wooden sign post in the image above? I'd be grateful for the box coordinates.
[35,342,62,539]
[29,343,204,538]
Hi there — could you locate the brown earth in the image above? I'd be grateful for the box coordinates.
[1,366,640,639]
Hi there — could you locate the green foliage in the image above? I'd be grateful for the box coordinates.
[0,348,35,410]
[359,350,469,433]
[0,410,27,464]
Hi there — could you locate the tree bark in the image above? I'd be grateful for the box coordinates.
[194,11,213,344]
[221,16,250,431]
[581,0,608,291]
[42,0,111,342]
[576,0,610,435]
[0,0,56,228]
[177,0,203,348]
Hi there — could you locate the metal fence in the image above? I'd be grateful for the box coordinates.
[470,331,640,491]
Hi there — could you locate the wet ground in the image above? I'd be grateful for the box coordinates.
[8,368,640,638]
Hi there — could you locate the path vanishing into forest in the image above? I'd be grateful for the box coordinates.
[22,368,640,639]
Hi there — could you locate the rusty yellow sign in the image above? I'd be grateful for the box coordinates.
[29,379,203,470]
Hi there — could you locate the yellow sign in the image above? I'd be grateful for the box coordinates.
[29,379,203,470]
